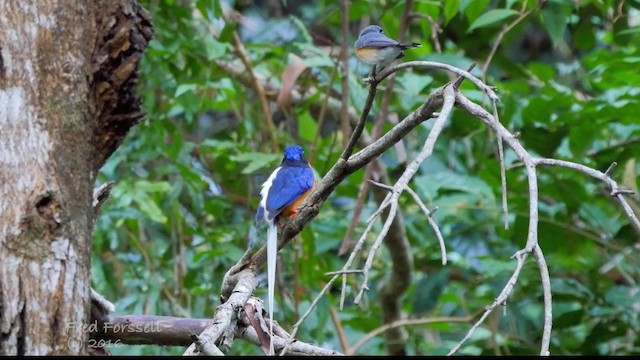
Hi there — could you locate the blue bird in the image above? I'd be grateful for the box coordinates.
[254,145,315,355]
[354,25,421,72]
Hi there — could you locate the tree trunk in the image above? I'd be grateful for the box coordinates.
[0,0,152,355]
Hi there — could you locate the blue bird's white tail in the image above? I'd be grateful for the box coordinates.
[267,220,277,355]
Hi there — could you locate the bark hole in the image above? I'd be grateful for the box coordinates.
[17,297,26,356]
[35,193,61,229]
[0,47,4,81]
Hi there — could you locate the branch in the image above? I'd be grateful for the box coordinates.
[353,84,456,304]
[373,61,499,103]
[370,167,413,355]
[409,12,442,53]
[448,92,546,354]
[369,180,447,265]
[211,59,638,358]
[449,89,637,355]
[534,158,640,234]
[366,8,417,354]
[90,313,341,355]
[183,270,258,355]
[248,84,446,275]
[534,244,552,356]
[348,316,472,355]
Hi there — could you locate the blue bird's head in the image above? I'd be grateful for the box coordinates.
[282,145,307,164]
[359,25,383,38]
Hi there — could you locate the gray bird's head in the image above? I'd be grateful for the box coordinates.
[359,25,383,38]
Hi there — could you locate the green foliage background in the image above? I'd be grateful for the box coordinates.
[92,0,640,355]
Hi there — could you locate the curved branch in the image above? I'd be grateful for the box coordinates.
[535,158,640,234]
[348,316,472,355]
[373,61,499,102]
[534,244,552,356]
[354,84,456,304]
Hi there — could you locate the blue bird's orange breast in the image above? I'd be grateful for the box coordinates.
[282,178,316,219]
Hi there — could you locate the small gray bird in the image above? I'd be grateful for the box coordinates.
[354,25,421,71]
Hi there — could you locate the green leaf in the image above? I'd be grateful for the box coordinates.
[298,111,317,143]
[551,278,595,301]
[553,302,584,329]
[468,9,519,33]
[135,180,172,193]
[204,40,229,61]
[133,196,167,224]
[412,270,449,315]
[444,0,460,25]
[229,152,282,174]
[528,62,556,81]
[174,83,198,97]
[201,139,237,151]
[461,0,491,25]
[618,27,640,36]
[542,2,568,45]
[303,56,335,68]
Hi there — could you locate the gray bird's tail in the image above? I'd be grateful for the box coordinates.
[400,42,421,50]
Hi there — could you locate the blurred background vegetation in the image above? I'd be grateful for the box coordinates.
[92,0,640,355]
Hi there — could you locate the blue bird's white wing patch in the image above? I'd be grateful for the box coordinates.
[257,167,281,222]
[265,166,314,218]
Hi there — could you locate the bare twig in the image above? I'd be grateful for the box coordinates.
[368,180,447,265]
[210,57,638,357]
[240,322,344,356]
[330,306,350,353]
[269,79,457,354]
[325,269,364,276]
[494,100,509,230]
[348,316,472,355]
[353,84,457,304]
[367,10,415,351]
[534,244,552,356]
[409,12,442,53]
[535,158,640,234]
[338,177,370,255]
[373,61,499,103]
[340,84,378,161]
[448,250,529,355]
[279,274,342,355]
[405,186,447,265]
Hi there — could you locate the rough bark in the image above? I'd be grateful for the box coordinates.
[0,0,151,355]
